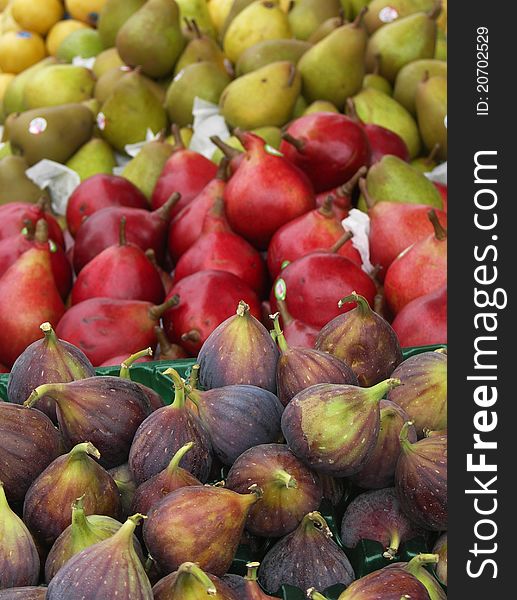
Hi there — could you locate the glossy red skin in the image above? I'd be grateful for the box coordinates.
[56,298,162,366]
[71,243,165,305]
[168,176,227,261]
[369,202,448,281]
[0,246,65,367]
[384,229,447,315]
[282,318,319,348]
[392,285,447,347]
[434,182,448,211]
[73,204,172,273]
[280,113,371,192]
[224,132,315,250]
[271,254,377,328]
[0,202,65,248]
[66,174,149,237]
[267,207,361,279]
[163,270,261,356]
[364,123,410,165]
[151,149,218,214]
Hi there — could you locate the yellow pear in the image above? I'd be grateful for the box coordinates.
[0,31,47,74]
[65,0,108,26]
[415,74,447,160]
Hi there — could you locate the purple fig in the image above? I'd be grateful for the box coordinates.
[7,322,95,422]
[226,443,322,537]
[144,485,261,577]
[46,514,153,600]
[23,442,121,547]
[152,562,238,600]
[387,350,447,437]
[187,384,284,466]
[432,533,447,585]
[0,482,40,589]
[0,403,62,506]
[315,292,403,386]
[24,376,152,468]
[396,424,447,531]
[128,368,213,484]
[0,589,46,599]
[340,488,422,559]
[270,312,358,406]
[319,474,347,507]
[282,378,402,477]
[222,562,276,599]
[130,442,201,515]
[118,348,165,411]
[385,554,445,600]
[197,301,279,392]
[351,401,417,489]
[108,463,137,520]
[44,495,144,583]
[258,511,355,595]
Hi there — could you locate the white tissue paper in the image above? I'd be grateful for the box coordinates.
[342,208,374,275]
[72,56,96,69]
[25,160,81,216]
[189,97,230,159]
[424,161,447,186]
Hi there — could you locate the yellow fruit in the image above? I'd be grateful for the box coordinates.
[0,0,10,10]
[46,19,90,56]
[207,0,234,32]
[11,0,64,35]
[0,3,21,34]
[0,72,15,100]
[0,30,47,74]
[65,0,107,26]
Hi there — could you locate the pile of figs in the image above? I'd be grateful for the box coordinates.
[0,297,447,599]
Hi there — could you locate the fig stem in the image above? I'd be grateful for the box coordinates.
[176,562,217,595]
[69,441,101,461]
[148,295,179,321]
[303,512,332,538]
[0,482,11,510]
[329,230,353,254]
[40,321,59,346]
[119,216,127,246]
[399,421,415,451]
[245,562,260,582]
[71,496,96,551]
[338,291,371,314]
[368,378,402,404]
[119,348,153,379]
[270,312,289,353]
[166,442,194,474]
[274,469,298,489]
[281,132,305,153]
[406,553,440,577]
[307,589,329,600]
[163,368,186,408]
[382,530,400,560]
[189,364,200,390]
[236,300,250,317]
[428,209,447,241]
[24,382,63,408]
[115,513,147,544]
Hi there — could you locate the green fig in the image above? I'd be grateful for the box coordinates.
[393,58,447,114]
[23,65,95,109]
[415,74,447,160]
[287,0,342,41]
[152,562,237,600]
[0,155,47,204]
[364,0,436,33]
[66,138,117,181]
[235,38,311,76]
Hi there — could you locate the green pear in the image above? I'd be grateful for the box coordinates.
[410,143,440,173]
[364,0,436,33]
[287,0,341,41]
[352,86,421,158]
[98,70,168,153]
[0,141,12,159]
[219,0,257,43]
[298,13,368,109]
[116,0,186,79]
[303,100,339,114]
[308,15,345,44]
[236,39,311,76]
[415,75,447,160]
[98,0,147,48]
[365,10,438,82]
[223,1,292,64]
[0,155,48,204]
[56,29,104,62]
[7,104,94,166]
[393,59,447,114]
[165,61,231,127]
[66,138,117,181]
[93,48,125,79]
[122,135,174,199]
[220,61,301,129]
[23,65,96,109]
[174,23,229,75]
[358,155,443,211]
[95,67,166,105]
[2,57,57,116]
[176,0,217,39]
[435,29,447,60]
[253,125,282,148]
[362,54,392,95]
[345,0,370,19]
[291,95,308,118]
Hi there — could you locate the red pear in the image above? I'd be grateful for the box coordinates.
[55,296,178,366]
[384,210,447,314]
[145,249,173,294]
[224,131,315,249]
[66,174,149,237]
[434,182,448,211]
[73,193,180,272]
[71,217,165,305]
[151,126,218,214]
[280,112,370,192]
[314,166,367,220]
[274,298,319,348]
[0,199,65,248]
[174,197,267,295]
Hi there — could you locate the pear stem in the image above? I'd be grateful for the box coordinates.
[426,143,441,164]
[155,326,172,353]
[148,295,179,321]
[216,156,230,180]
[155,192,181,222]
[171,124,185,151]
[166,442,194,474]
[281,132,305,153]
[176,562,217,595]
[189,364,200,390]
[359,177,376,209]
[307,589,329,600]
[287,62,297,87]
[346,98,361,124]
[303,512,333,538]
[40,321,59,346]
[368,378,402,403]
[338,292,371,315]
[236,300,250,317]
[399,421,415,451]
[373,53,382,76]
[428,1,442,20]
[270,312,289,353]
[318,196,335,217]
[353,6,368,27]
[181,329,201,343]
[339,166,368,197]
[119,348,153,379]
[209,136,242,160]
[428,209,447,241]
[190,19,202,39]
[163,368,185,408]
[69,441,101,461]
[383,530,401,559]
[406,553,440,576]
[245,562,260,582]
[118,216,127,246]
[34,219,49,243]
[329,230,353,253]
[274,469,298,489]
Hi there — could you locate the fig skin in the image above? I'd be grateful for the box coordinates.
[384,554,445,600]
[395,424,447,531]
[0,403,63,506]
[45,514,153,600]
[108,463,137,520]
[152,562,239,600]
[315,292,402,387]
[433,533,448,585]
[281,379,401,477]
[144,486,260,577]
[187,384,284,466]
[340,488,423,560]
[225,443,322,538]
[387,350,447,437]
[222,562,277,600]
[258,511,355,595]
[7,322,95,423]
[0,589,47,599]
[197,301,279,393]
[128,369,213,484]
[351,400,417,490]
[23,442,122,548]
[0,482,40,589]
[24,376,152,469]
